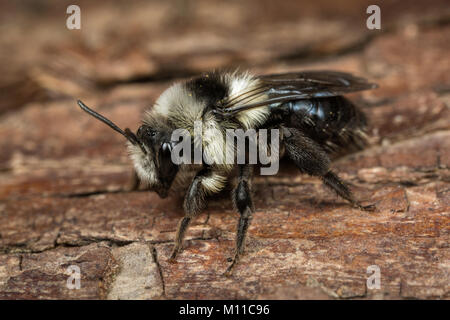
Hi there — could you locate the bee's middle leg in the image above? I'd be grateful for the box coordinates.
[225,164,254,276]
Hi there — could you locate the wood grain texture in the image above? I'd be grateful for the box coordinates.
[0,0,449,299]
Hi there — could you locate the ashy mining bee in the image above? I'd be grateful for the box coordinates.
[78,70,377,275]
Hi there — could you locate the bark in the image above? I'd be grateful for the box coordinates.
[0,0,449,299]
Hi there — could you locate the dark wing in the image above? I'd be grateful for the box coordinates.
[214,71,377,116]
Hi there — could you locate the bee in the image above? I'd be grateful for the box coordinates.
[77,70,377,275]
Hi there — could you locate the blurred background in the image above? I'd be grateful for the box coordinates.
[1,0,449,195]
[0,0,449,300]
[0,0,448,109]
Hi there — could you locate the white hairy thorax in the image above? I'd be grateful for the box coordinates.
[129,71,271,193]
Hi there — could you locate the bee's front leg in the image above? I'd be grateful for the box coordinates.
[169,168,210,262]
[224,164,254,276]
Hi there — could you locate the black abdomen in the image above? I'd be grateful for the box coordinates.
[278,96,368,154]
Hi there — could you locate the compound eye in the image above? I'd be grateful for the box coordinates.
[146,127,156,137]
[137,125,156,140]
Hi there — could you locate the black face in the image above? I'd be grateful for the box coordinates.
[136,125,179,198]
[77,100,179,199]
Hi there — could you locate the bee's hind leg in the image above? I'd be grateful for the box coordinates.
[321,171,375,211]
[283,127,374,211]
[224,164,254,276]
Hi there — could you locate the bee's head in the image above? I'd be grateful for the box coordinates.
[77,100,178,198]
[131,124,178,198]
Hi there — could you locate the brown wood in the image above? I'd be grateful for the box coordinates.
[0,0,449,299]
